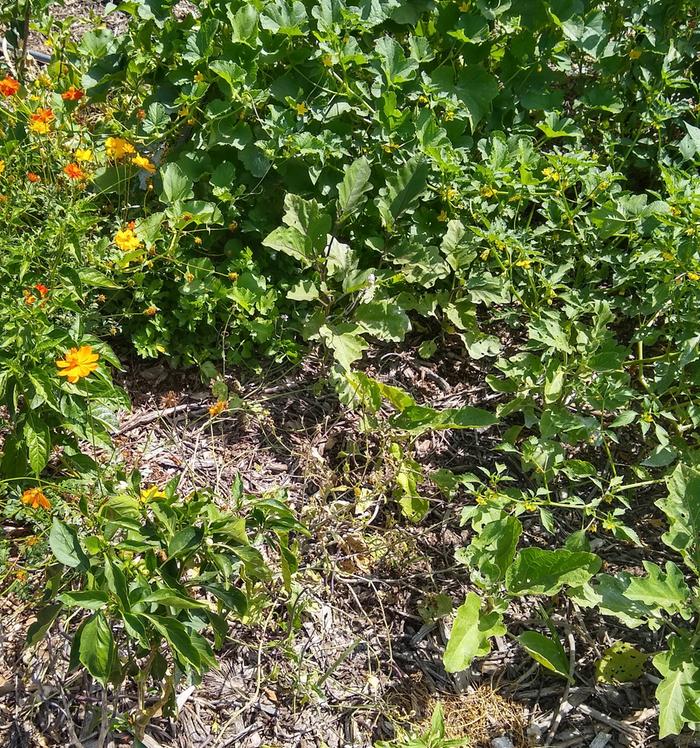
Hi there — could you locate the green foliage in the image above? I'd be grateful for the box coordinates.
[30,474,304,736]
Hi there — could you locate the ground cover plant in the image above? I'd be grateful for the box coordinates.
[1,0,700,745]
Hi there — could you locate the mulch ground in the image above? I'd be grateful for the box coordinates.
[1,338,695,748]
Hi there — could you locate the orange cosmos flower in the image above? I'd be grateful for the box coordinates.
[35,283,49,297]
[61,85,84,101]
[23,289,36,305]
[21,488,51,510]
[27,172,40,183]
[208,400,228,417]
[63,163,86,180]
[0,75,19,96]
[56,345,100,383]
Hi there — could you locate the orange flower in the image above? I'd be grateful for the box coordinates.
[29,108,54,134]
[56,345,100,383]
[144,305,158,316]
[0,75,19,96]
[208,400,228,417]
[63,163,86,180]
[61,85,84,101]
[23,289,36,305]
[21,488,51,510]
[34,283,49,297]
[27,172,40,183]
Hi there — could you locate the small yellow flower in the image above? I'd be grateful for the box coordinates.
[105,137,135,160]
[687,271,700,282]
[29,119,51,135]
[228,221,238,231]
[515,258,532,269]
[321,54,333,67]
[25,535,39,547]
[0,160,5,174]
[21,488,51,510]
[443,110,455,121]
[475,493,487,506]
[437,210,448,222]
[523,500,537,511]
[670,206,681,217]
[114,228,142,252]
[144,305,158,316]
[417,94,429,106]
[194,71,205,82]
[382,141,400,153]
[295,102,308,116]
[661,251,675,261]
[542,166,560,182]
[480,186,495,198]
[194,236,202,245]
[459,1,470,10]
[228,272,239,281]
[641,412,654,423]
[132,155,156,173]
[56,345,100,383]
[140,485,166,502]
[15,569,28,581]
[208,400,228,417]
[628,48,642,60]
[75,148,93,162]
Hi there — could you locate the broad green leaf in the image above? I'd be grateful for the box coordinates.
[506,548,601,596]
[568,574,657,629]
[143,614,202,671]
[58,590,110,610]
[377,158,429,230]
[139,587,209,610]
[518,631,571,680]
[653,636,700,738]
[161,162,193,203]
[337,157,372,217]
[596,642,648,684]
[49,519,89,570]
[355,301,410,342]
[390,404,497,433]
[26,604,62,646]
[319,324,368,371]
[167,526,204,558]
[202,584,248,616]
[79,613,114,684]
[430,66,499,131]
[625,561,692,618]
[443,592,505,673]
[24,415,50,474]
[374,36,418,85]
[656,463,700,572]
[231,5,259,45]
[260,0,307,35]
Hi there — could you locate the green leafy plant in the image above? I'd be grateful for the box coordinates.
[29,474,305,738]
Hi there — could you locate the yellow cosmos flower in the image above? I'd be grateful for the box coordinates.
[105,137,136,159]
[114,228,142,251]
[140,485,166,502]
[56,345,100,383]
[29,119,51,134]
[75,148,93,162]
[132,155,156,173]
[21,488,51,510]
